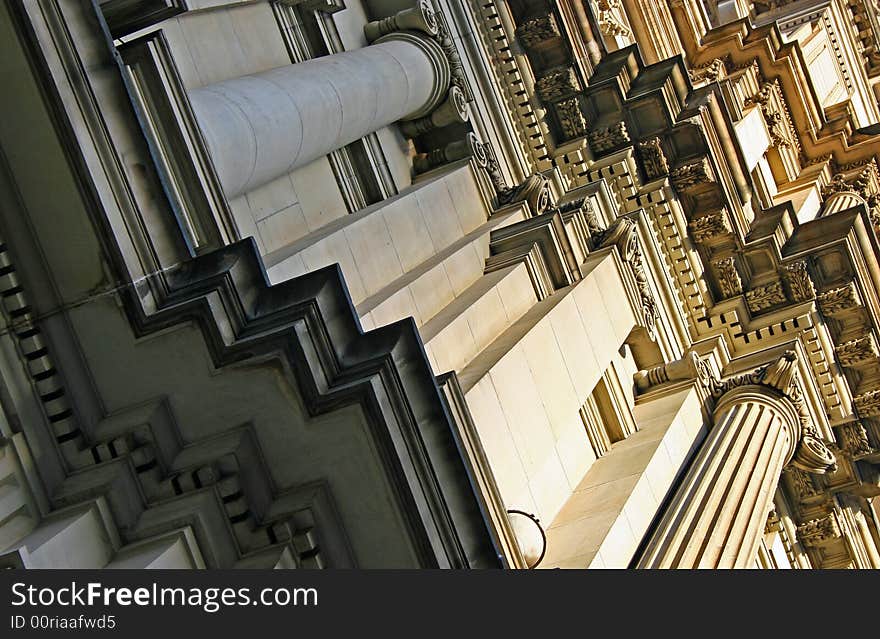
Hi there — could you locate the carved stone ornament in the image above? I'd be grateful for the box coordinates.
[559,197,604,238]
[835,335,879,368]
[785,466,822,502]
[796,512,842,548]
[596,218,659,339]
[515,13,560,48]
[817,283,860,316]
[854,390,880,417]
[398,85,469,137]
[555,98,588,139]
[706,351,837,474]
[497,173,554,214]
[434,19,469,97]
[822,164,878,202]
[535,66,580,103]
[745,280,786,313]
[688,57,727,84]
[689,209,732,243]
[745,79,799,151]
[594,0,632,38]
[588,122,630,154]
[838,422,874,457]
[638,137,669,180]
[713,257,743,299]
[784,261,816,302]
[670,157,713,191]
[479,141,509,195]
[822,173,859,199]
[795,435,840,476]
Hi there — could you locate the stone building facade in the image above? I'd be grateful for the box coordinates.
[0,0,878,569]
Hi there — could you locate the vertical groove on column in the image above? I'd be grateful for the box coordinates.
[637,391,798,569]
[706,408,778,567]
[641,402,752,567]
[729,428,788,568]
[683,403,766,568]
[690,404,769,567]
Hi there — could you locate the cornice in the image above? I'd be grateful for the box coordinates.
[124,239,504,568]
[669,1,880,168]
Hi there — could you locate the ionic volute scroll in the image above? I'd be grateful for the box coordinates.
[636,350,837,474]
[707,351,837,474]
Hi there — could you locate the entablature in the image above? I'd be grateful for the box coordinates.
[669,0,880,174]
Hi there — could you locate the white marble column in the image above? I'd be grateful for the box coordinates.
[637,352,836,568]
[638,387,795,568]
[189,27,450,197]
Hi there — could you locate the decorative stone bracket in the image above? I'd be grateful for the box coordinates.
[594,217,660,340]
[796,511,842,549]
[480,143,554,215]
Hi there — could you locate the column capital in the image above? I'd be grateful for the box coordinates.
[398,85,469,137]
[373,31,451,120]
[707,351,837,474]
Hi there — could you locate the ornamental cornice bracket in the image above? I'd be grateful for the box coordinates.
[490,171,554,215]
[688,56,730,85]
[595,217,659,340]
[479,143,555,215]
[796,511,842,549]
[836,421,875,459]
[515,12,561,49]
[707,351,837,475]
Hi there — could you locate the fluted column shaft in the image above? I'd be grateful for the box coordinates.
[638,386,797,568]
[189,33,450,198]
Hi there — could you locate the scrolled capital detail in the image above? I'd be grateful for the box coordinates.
[792,434,837,475]
[398,85,469,137]
[708,351,837,474]
[496,173,554,215]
